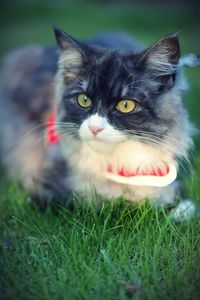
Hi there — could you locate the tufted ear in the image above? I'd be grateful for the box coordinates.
[138,34,180,75]
[54,27,86,69]
[54,27,87,79]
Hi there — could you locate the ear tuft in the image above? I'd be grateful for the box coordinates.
[139,34,180,75]
[53,26,84,72]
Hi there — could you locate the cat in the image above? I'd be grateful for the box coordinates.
[0,27,198,214]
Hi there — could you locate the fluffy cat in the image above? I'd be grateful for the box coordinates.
[0,28,197,211]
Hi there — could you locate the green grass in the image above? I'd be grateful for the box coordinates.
[1,182,200,300]
[0,1,200,299]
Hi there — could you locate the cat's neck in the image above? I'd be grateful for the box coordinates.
[61,138,174,180]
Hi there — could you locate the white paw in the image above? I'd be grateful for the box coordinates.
[169,199,197,222]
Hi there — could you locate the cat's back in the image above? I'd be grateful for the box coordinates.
[0,44,58,121]
[0,44,59,177]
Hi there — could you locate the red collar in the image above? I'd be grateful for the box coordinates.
[107,165,169,177]
[45,111,61,145]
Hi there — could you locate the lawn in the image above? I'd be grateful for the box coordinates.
[0,1,200,299]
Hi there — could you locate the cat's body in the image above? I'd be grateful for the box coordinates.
[0,29,194,208]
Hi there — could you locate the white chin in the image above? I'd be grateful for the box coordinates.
[86,139,116,154]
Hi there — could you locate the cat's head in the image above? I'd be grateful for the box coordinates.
[54,27,191,159]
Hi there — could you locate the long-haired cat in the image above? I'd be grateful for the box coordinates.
[0,28,198,214]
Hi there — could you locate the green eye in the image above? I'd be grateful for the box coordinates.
[116,99,137,113]
[77,94,92,108]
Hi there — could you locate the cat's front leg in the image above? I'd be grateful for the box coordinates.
[169,199,197,221]
[30,152,74,210]
[159,181,198,221]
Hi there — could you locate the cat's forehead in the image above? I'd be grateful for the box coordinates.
[93,52,138,79]
[85,51,140,98]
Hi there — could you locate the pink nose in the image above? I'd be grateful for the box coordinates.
[89,126,104,135]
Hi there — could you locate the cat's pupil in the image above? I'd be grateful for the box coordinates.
[124,101,128,108]
[84,96,88,103]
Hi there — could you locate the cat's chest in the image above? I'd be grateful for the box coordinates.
[64,140,171,200]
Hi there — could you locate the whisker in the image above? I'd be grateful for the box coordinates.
[125,133,193,177]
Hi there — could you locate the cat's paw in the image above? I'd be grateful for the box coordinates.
[169,199,198,221]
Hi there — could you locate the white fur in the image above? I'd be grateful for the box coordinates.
[179,53,200,68]
[57,50,82,80]
[170,200,197,221]
[80,79,89,91]
[79,113,126,145]
[59,50,82,68]
[147,55,176,75]
[60,115,175,203]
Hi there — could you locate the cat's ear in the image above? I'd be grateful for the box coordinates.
[138,34,180,75]
[54,27,80,52]
[54,27,85,69]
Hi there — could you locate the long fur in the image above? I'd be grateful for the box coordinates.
[0,30,194,207]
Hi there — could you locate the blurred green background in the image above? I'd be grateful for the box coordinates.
[0,2,200,299]
[0,0,200,128]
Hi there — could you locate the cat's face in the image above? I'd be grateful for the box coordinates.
[54,28,189,158]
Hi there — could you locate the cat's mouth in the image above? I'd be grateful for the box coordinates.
[105,163,177,187]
